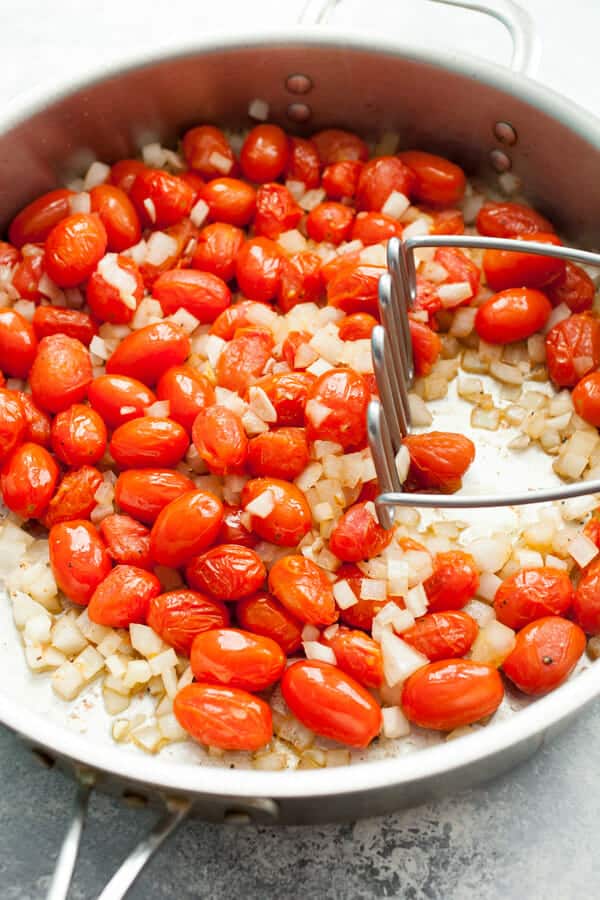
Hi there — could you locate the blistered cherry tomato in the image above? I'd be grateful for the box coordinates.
[156,365,214,433]
[435,247,480,302]
[268,554,336,625]
[494,567,575,630]
[546,262,595,313]
[106,321,190,385]
[236,237,282,303]
[545,313,600,388]
[338,313,378,341]
[110,159,147,193]
[49,520,111,606]
[182,125,235,178]
[88,564,160,627]
[192,405,248,475]
[174,682,272,751]
[216,326,274,393]
[282,330,312,369]
[153,269,230,323]
[181,170,208,200]
[148,589,229,656]
[150,489,224,567]
[502,616,585,695]
[573,558,600,634]
[476,287,552,345]
[1,442,58,519]
[322,160,363,200]
[398,151,466,206]
[476,201,553,238]
[356,157,415,212]
[247,427,309,480]
[256,372,316,426]
[32,306,96,346]
[329,501,392,562]
[306,202,354,245]
[240,124,288,183]
[200,177,256,226]
[99,513,152,569]
[51,403,107,467]
[429,208,465,235]
[110,417,188,469]
[277,252,323,312]
[351,210,402,245]
[327,263,382,317]
[402,659,504,731]
[403,611,478,661]
[282,659,380,747]
[312,129,368,165]
[572,371,600,426]
[9,189,73,247]
[236,591,302,655]
[253,183,302,239]
[186,544,265,600]
[88,374,156,428]
[190,627,285,691]
[89,184,141,251]
[218,504,258,548]
[410,319,442,377]
[424,550,479,612]
[44,213,107,287]
[12,248,44,302]
[16,392,51,448]
[191,223,244,281]
[306,367,369,450]
[29,334,92,413]
[44,466,102,527]
[321,626,383,688]
[483,233,564,292]
[86,255,143,324]
[130,168,194,228]
[115,468,194,524]
[284,136,321,188]
[209,300,259,340]
[242,478,311,547]
[404,431,475,493]
[0,308,37,377]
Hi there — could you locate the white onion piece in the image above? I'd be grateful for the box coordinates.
[303,641,336,664]
[381,706,411,739]
[380,631,427,687]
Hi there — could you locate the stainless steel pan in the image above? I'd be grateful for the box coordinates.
[2,1,600,896]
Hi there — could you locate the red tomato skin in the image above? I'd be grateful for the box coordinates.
[483,233,564,292]
[29,334,92,414]
[129,168,194,228]
[402,660,504,731]
[215,506,256,551]
[494,567,574,630]
[236,237,282,303]
[0,308,38,378]
[282,660,381,748]
[410,319,442,377]
[186,544,266,601]
[49,520,112,606]
[99,514,152,569]
[242,478,312,547]
[351,211,402,245]
[322,626,383,688]
[149,489,224,568]
[110,417,189,469]
[0,390,26,463]
[209,300,258,341]
[89,184,141,252]
[572,371,600,427]
[44,213,107,287]
[240,124,288,183]
[32,306,97,347]
[192,405,248,476]
[12,248,44,302]
[476,202,553,238]
[327,263,382,317]
[255,372,316,426]
[403,611,479,661]
[43,465,102,527]
[305,367,370,450]
[475,288,552,344]
[424,550,479,612]
[502,616,586,695]
[277,252,323,312]
[1,442,58,519]
[156,366,215,433]
[268,554,337,625]
[338,313,378,342]
[216,327,274,394]
[306,202,354,245]
[282,330,312,368]
[322,160,364,200]
[435,247,480,301]
[86,255,143,324]
[182,125,234,178]
[404,432,475,493]
[148,589,229,656]
[9,189,74,247]
[105,321,190,386]
[51,404,107,467]
[329,502,392,562]
[114,468,195,525]
[191,223,244,282]
[573,558,600,634]
[546,314,600,388]
[356,156,416,212]
[152,269,231,323]
[174,683,272,751]
[236,591,303,655]
[253,183,302,239]
[247,427,309,481]
[312,129,368,165]
[398,151,466,206]
[547,262,595,313]
[200,177,256,227]
[110,159,147,193]
[88,565,161,628]
[429,208,465,235]
[190,627,285,691]
[87,375,156,429]
[284,137,321,188]
[16,392,51,448]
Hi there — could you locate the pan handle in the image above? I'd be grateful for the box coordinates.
[298,0,539,78]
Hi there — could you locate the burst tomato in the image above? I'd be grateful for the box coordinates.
[573,558,600,634]
[235,237,282,303]
[402,611,479,661]
[99,514,152,570]
[216,326,274,393]
[192,405,248,475]
[247,427,309,480]
[321,626,383,688]
[186,544,266,601]
[148,589,229,656]
[255,372,316,426]
[546,262,595,313]
[329,502,392,562]
[191,222,245,281]
[356,156,415,212]
[404,431,475,493]
[305,367,369,450]
[15,392,51,448]
[182,125,235,178]
[277,252,323,312]
[312,129,368,165]
[253,183,302,239]
[327,263,382,317]
[502,616,585,695]
[32,306,97,346]
[545,313,600,387]
[322,160,364,200]
[476,201,554,238]
[86,255,144,324]
[410,319,442,377]
[424,550,479,612]
[284,136,321,189]
[49,520,111,606]
[88,564,161,627]
[493,567,574,630]
[43,466,103,527]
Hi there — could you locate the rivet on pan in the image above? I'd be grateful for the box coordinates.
[286,73,313,95]
[223,809,252,825]
[493,121,518,146]
[287,102,312,123]
[489,149,512,173]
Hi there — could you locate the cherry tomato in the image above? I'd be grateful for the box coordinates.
[236,591,302,654]
[115,468,195,524]
[182,169,216,200]
[402,659,503,730]
[236,237,282,303]
[209,300,259,340]
[110,159,147,193]
[435,247,480,302]
[186,544,266,600]
[247,427,309,480]
[0,308,37,377]
[546,261,595,313]
[282,330,313,369]
[573,558,600,634]
[89,184,141,251]
[174,682,272,751]
[218,504,258,548]
[15,392,51,448]
[410,319,442,377]
[502,616,585,695]
[240,124,288,183]
[546,313,600,388]
[88,374,156,428]
[99,513,152,569]
[152,269,230,323]
[190,627,285,692]
[492,566,574,631]
[476,201,554,238]
[404,431,475,493]
[398,151,466,206]
[106,321,190,386]
[148,589,229,656]
[51,403,107,467]
[242,478,312,546]
[277,252,323,312]
[200,177,256,227]
[429,208,465,235]
[191,223,244,281]
[192,405,248,475]
[86,255,143,324]
[29,334,92,413]
[327,263,382,317]
[424,550,479,612]
[281,137,318,187]
[356,156,415,212]
[321,626,383,688]
[1,442,58,519]
[351,210,402,245]
[88,564,160,627]
[475,287,552,344]
[9,189,73,247]
[306,202,354,245]
[156,365,214,433]
[49,520,111,606]
[182,125,235,178]
[216,326,274,393]
[322,160,363,200]
[268,554,336,625]
[255,372,316,426]
[110,417,188,469]
[32,306,97,346]
[329,501,392,562]
[403,611,478,661]
[44,213,107,288]
[253,183,302,239]
[282,659,380,747]
[337,313,378,342]
[483,233,564,292]
[43,465,103,527]
[306,367,369,450]
[573,371,600,426]
[312,129,368,165]
[12,247,44,302]
[130,168,194,228]
[150,489,224,567]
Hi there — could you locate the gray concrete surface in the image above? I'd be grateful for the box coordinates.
[1,704,598,900]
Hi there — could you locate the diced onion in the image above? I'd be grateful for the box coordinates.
[145,232,177,266]
[248,98,269,120]
[303,641,336,664]
[245,489,275,518]
[380,630,427,687]
[359,578,387,601]
[470,620,516,667]
[190,199,210,227]
[437,281,473,307]
[333,579,358,609]
[381,706,411,739]
[381,190,410,219]
[568,533,599,568]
